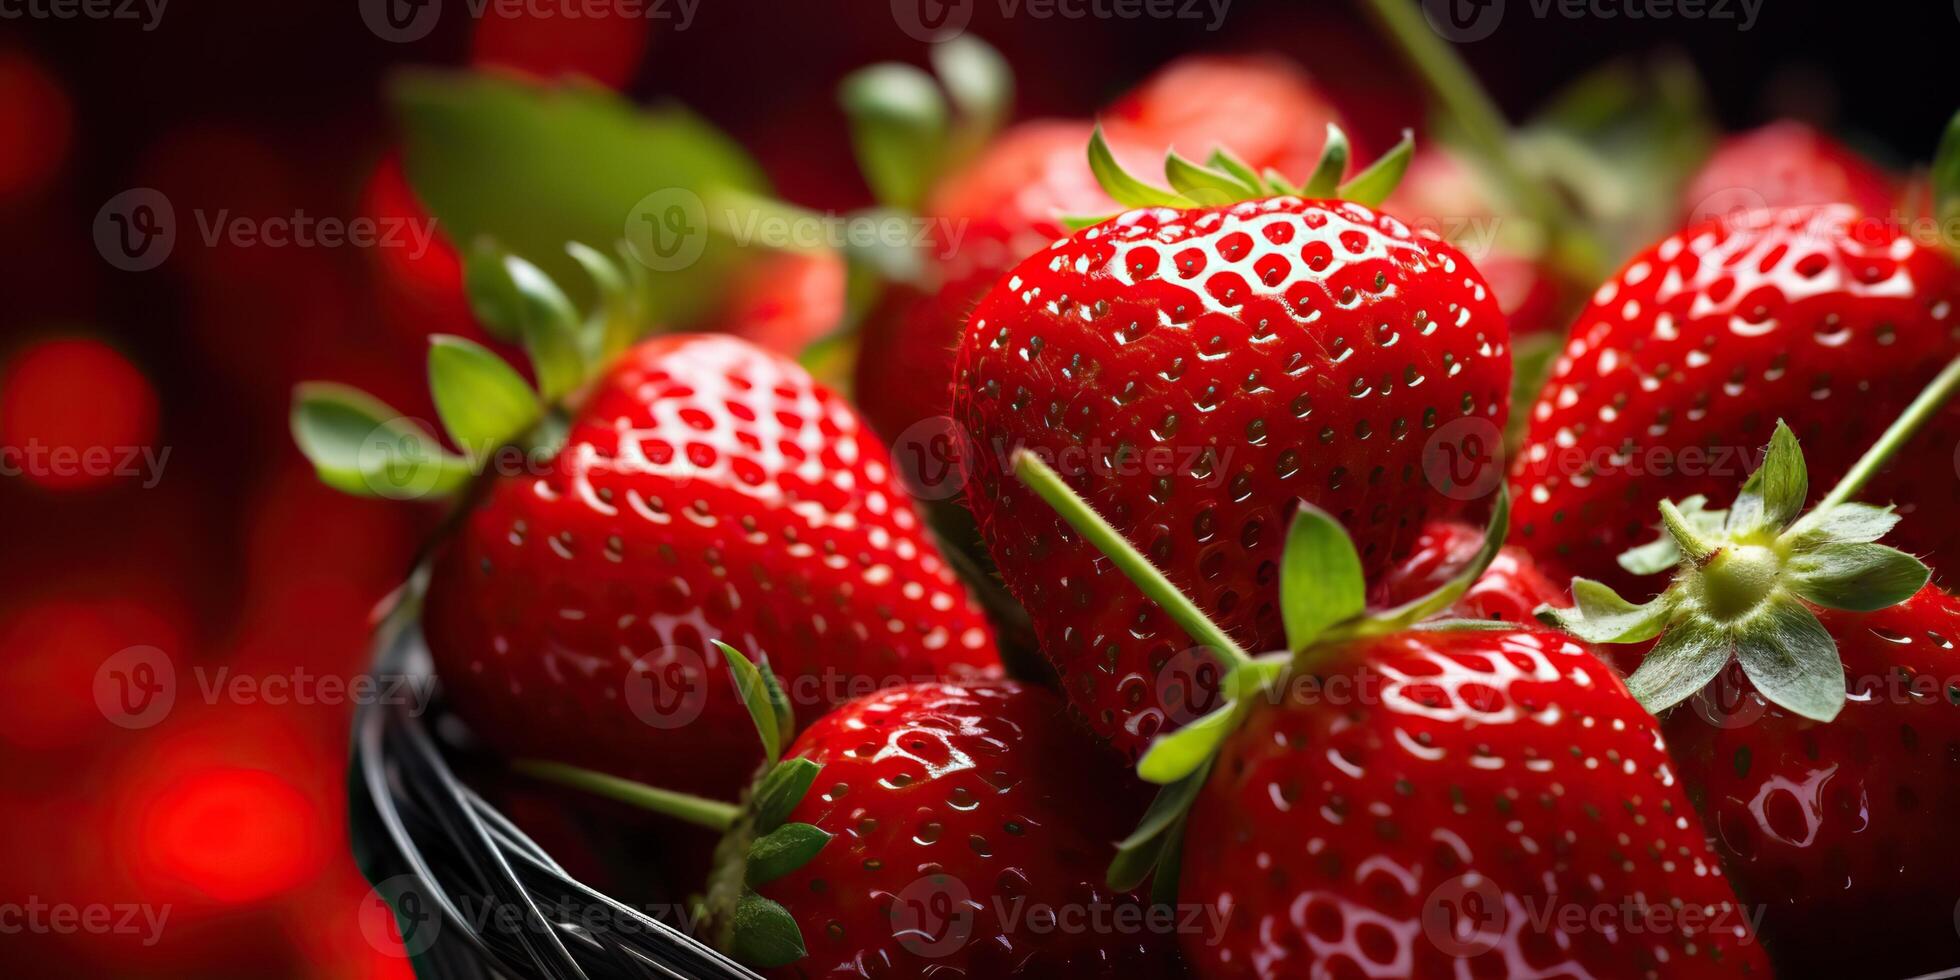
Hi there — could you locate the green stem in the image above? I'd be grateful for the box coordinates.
[1355,0,1604,281]
[1012,450,1252,667]
[1818,356,1960,512]
[515,759,740,832]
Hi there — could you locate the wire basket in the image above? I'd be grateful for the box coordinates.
[348,582,761,980]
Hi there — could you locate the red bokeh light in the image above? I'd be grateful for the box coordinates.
[132,767,327,904]
[0,50,72,201]
[0,595,188,751]
[0,337,160,492]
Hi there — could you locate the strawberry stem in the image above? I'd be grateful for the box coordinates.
[1013,450,1251,667]
[1816,356,1960,513]
[514,759,741,831]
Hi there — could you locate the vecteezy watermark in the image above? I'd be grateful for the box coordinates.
[360,876,443,958]
[886,417,1238,503]
[93,189,439,272]
[361,877,710,957]
[890,0,1229,42]
[1422,416,1506,502]
[623,646,713,731]
[0,439,170,489]
[0,898,171,947]
[359,0,697,44]
[892,875,1227,957]
[1421,0,1761,42]
[621,188,970,272]
[94,646,438,730]
[1420,874,1764,956]
[0,0,166,31]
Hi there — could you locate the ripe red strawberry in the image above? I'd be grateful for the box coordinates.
[1510,204,1960,594]
[421,333,1000,798]
[1682,121,1895,225]
[705,250,847,357]
[1007,452,1769,979]
[1536,382,1960,978]
[955,135,1510,759]
[1099,55,1358,181]
[1371,520,1568,625]
[525,670,1181,978]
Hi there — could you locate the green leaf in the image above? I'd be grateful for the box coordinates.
[1206,148,1265,196]
[1786,543,1930,612]
[393,72,767,327]
[715,641,782,764]
[931,36,1011,145]
[291,383,472,500]
[1728,421,1807,535]
[1934,109,1960,262]
[427,335,540,458]
[1537,578,1673,644]
[1165,151,1256,205]
[1659,498,1721,562]
[564,241,637,361]
[1359,485,1511,635]
[1087,127,1189,210]
[1108,763,1210,891]
[1623,617,1731,715]
[495,255,588,401]
[461,239,526,341]
[1335,129,1413,207]
[1261,169,1299,197]
[839,63,949,211]
[1279,502,1367,651]
[728,892,806,968]
[1136,705,1236,785]
[1222,655,1288,703]
[1617,495,1724,575]
[1060,213,1115,232]
[1784,502,1900,547]
[1301,123,1350,198]
[745,823,832,886]
[1148,815,1188,907]
[757,654,796,750]
[752,758,821,835]
[1733,594,1845,722]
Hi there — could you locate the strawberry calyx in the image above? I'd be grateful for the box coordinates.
[292,240,648,502]
[1537,356,1960,723]
[516,641,831,970]
[1011,449,1508,896]
[1066,122,1415,231]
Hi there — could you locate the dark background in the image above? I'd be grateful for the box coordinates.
[1,0,1955,976]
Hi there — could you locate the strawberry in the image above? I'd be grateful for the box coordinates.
[705,250,847,358]
[954,131,1510,759]
[1372,520,1568,626]
[1682,121,1896,225]
[1098,55,1359,182]
[526,652,1182,978]
[1536,368,1960,978]
[1510,204,1960,594]
[419,333,1000,798]
[1008,452,1770,979]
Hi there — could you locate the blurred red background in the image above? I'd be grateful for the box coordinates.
[1,1,1955,975]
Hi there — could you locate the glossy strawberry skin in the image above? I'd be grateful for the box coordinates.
[955,199,1510,760]
[1682,121,1895,224]
[1180,627,1770,979]
[423,335,999,799]
[755,680,1180,979]
[1511,205,1960,594]
[1660,585,1960,978]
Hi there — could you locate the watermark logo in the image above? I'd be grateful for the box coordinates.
[625,188,709,272]
[360,0,441,40]
[1155,647,1226,728]
[361,0,697,42]
[891,0,972,40]
[1422,416,1505,501]
[1421,0,1504,41]
[1687,664,1769,730]
[891,416,975,502]
[94,188,175,272]
[95,645,175,730]
[1421,874,1507,956]
[0,0,167,31]
[360,876,443,958]
[892,875,976,958]
[624,646,711,730]
[358,422,451,500]
[0,898,171,946]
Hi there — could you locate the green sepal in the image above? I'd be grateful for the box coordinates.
[1107,761,1211,891]
[1785,542,1930,612]
[501,254,587,402]
[461,238,527,342]
[1136,705,1236,785]
[1279,500,1367,651]
[563,241,637,362]
[1223,655,1289,703]
[1353,484,1510,636]
[427,335,541,460]
[1732,593,1844,722]
[1659,497,1721,563]
[1147,815,1188,907]
[1301,123,1350,197]
[745,823,832,887]
[1087,126,1191,209]
[1727,421,1806,536]
[1783,501,1899,547]
[1166,151,1259,205]
[1206,148,1265,196]
[1534,578,1673,644]
[728,892,806,969]
[1060,213,1117,232]
[1617,495,1723,575]
[1335,129,1414,207]
[752,758,822,835]
[1261,168,1299,197]
[716,640,783,764]
[840,63,949,212]
[1933,108,1960,264]
[290,383,472,500]
[1622,616,1731,714]
[931,36,1011,151]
